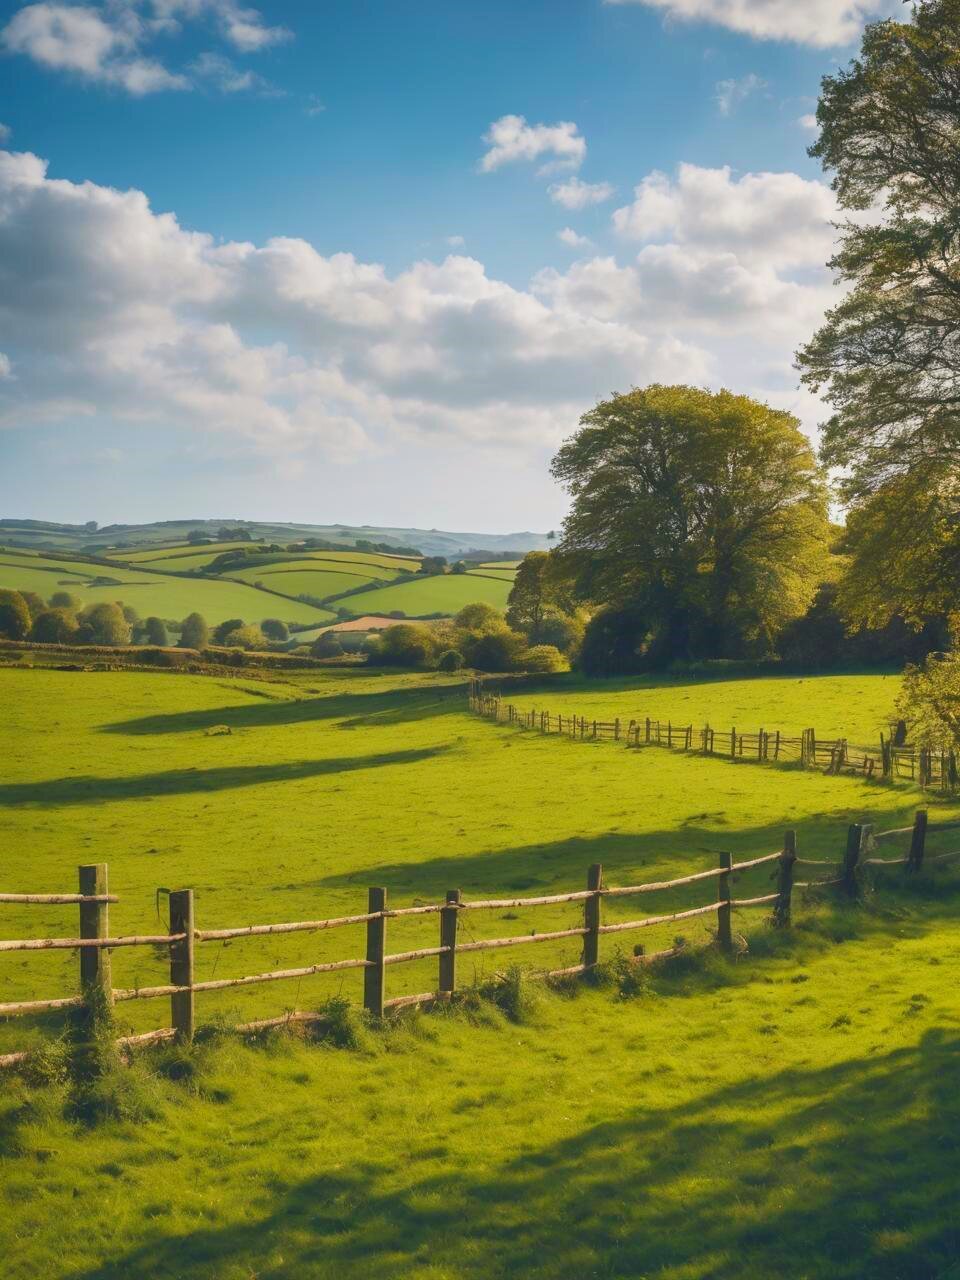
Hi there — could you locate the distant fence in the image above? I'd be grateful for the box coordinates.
[3,810,959,1070]
[468,688,959,791]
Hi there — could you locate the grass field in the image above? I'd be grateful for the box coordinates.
[0,551,336,627]
[2,663,958,1279]
[227,568,383,599]
[348,571,514,616]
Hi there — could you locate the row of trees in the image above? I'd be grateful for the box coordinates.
[367,602,568,673]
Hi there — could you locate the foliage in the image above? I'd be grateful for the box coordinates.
[20,590,46,619]
[551,385,829,664]
[261,618,290,642]
[577,604,651,676]
[213,618,245,644]
[460,625,527,673]
[0,588,33,640]
[311,632,345,658]
[221,625,267,651]
[519,644,566,673]
[506,551,577,644]
[180,612,210,650]
[144,616,169,646]
[374,623,436,668]
[778,583,949,670]
[49,590,81,609]
[81,602,131,646]
[536,608,585,656]
[454,601,502,632]
[437,648,464,672]
[30,607,78,644]
[798,0,960,504]
[898,628,960,747]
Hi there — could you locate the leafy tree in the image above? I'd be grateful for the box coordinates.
[506,552,574,642]
[577,605,650,676]
[122,605,140,627]
[898,623,960,748]
[798,0,960,505]
[451,561,468,575]
[261,618,289,642]
[82,602,131,646]
[30,607,77,644]
[419,556,447,575]
[212,618,244,644]
[0,589,34,640]
[537,609,585,655]
[49,591,81,610]
[144,616,169,646]
[311,631,345,658]
[221,624,266,650]
[180,612,209,649]
[454,601,503,632]
[187,530,211,545]
[437,649,463,671]
[20,591,46,619]
[376,623,436,668]
[461,626,527,673]
[551,385,829,663]
[520,644,565,673]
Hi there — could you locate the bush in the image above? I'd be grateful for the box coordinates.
[143,616,168,646]
[437,648,464,672]
[81,602,131,646]
[577,605,649,676]
[455,601,502,632]
[221,624,267,650]
[30,607,77,644]
[261,618,289,642]
[20,591,46,620]
[537,610,585,655]
[49,590,81,610]
[0,589,31,640]
[212,618,244,645]
[519,644,565,673]
[375,623,436,668]
[311,632,344,658]
[180,612,210,649]
[461,625,527,672]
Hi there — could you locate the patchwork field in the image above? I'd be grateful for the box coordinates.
[1,662,959,1279]
[348,571,514,616]
[0,552,335,627]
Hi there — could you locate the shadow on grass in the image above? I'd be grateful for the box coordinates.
[100,683,468,737]
[71,1026,960,1280]
[0,747,447,806]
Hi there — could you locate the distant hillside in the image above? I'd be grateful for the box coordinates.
[0,518,551,558]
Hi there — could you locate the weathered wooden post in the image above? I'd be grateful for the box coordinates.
[583,864,602,971]
[730,727,737,760]
[908,809,928,872]
[78,864,112,1006]
[645,717,651,744]
[841,824,864,897]
[614,717,620,741]
[439,889,460,1000]
[717,853,733,954]
[774,830,797,928]
[169,888,195,1043]
[364,887,387,1018]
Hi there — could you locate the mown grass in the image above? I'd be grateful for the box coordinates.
[350,572,514,616]
[1,663,959,1278]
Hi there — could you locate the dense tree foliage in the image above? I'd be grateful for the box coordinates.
[261,618,289,642]
[30,607,77,644]
[82,602,131,646]
[180,612,209,649]
[551,385,829,666]
[0,589,32,639]
[144,616,169,646]
[899,622,960,747]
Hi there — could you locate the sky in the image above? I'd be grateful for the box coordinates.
[0,0,903,533]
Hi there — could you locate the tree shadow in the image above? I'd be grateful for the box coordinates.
[101,684,467,737]
[70,1027,960,1279]
[0,748,447,807]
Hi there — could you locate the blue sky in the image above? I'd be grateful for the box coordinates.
[0,0,900,533]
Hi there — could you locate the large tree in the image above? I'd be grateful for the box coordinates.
[798,0,960,503]
[550,385,829,663]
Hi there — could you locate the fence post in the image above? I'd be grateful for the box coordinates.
[717,853,732,954]
[842,824,863,897]
[438,889,460,999]
[730,727,737,760]
[583,864,602,971]
[169,889,195,1043]
[78,864,112,1006]
[908,809,928,872]
[614,717,620,741]
[774,831,797,928]
[364,887,387,1018]
[645,717,651,744]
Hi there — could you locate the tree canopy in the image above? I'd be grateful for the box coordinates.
[550,384,829,664]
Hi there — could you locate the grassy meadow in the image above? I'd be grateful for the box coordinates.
[2,661,959,1278]
[348,571,514,616]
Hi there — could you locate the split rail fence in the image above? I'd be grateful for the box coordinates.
[3,810,959,1069]
[468,689,959,790]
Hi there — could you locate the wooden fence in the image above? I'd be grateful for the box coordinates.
[3,810,959,1070]
[468,689,959,790]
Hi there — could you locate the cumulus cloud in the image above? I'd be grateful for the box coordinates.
[190,50,278,94]
[557,227,592,249]
[798,113,818,131]
[1,0,289,94]
[548,177,615,209]
[0,125,11,143]
[446,234,465,247]
[604,0,902,47]
[715,72,765,115]
[479,114,586,174]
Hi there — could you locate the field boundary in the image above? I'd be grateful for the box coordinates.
[3,810,957,1069]
[468,687,959,791]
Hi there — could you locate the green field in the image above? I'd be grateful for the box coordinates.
[348,571,514,616]
[2,663,958,1279]
[110,542,258,567]
[227,567,381,599]
[0,551,336,627]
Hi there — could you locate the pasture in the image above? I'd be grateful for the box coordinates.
[347,571,514,616]
[2,662,959,1278]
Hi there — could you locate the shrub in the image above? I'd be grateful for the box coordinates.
[49,590,81,610]
[20,591,46,620]
[30,607,77,644]
[461,625,526,673]
[481,965,539,1023]
[261,618,289,642]
[221,624,267,650]
[81,602,131,646]
[437,648,464,671]
[376,623,436,668]
[121,605,140,627]
[143,616,168,646]
[311,632,344,658]
[454,601,502,632]
[520,644,565,673]
[212,618,244,645]
[0,589,31,640]
[537,610,586,655]
[577,605,649,676]
[180,612,210,649]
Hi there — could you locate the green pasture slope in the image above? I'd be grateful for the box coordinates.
[1,662,959,1279]
[0,550,335,626]
[348,570,513,616]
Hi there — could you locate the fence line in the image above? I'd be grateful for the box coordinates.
[467,688,959,791]
[2,808,956,1068]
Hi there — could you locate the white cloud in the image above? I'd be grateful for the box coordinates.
[446,234,465,247]
[548,177,615,209]
[0,353,11,379]
[604,0,902,47]
[479,114,586,174]
[715,72,765,116]
[0,124,10,143]
[798,113,818,131]
[612,163,837,268]
[2,0,290,94]
[557,227,592,249]
[304,93,325,116]
[190,50,278,94]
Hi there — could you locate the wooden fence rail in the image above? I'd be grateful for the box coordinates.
[3,811,958,1068]
[469,690,959,791]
